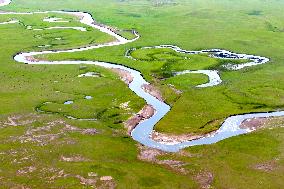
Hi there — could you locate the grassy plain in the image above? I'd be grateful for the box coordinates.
[0,0,284,188]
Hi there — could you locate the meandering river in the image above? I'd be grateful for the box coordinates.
[1,0,283,152]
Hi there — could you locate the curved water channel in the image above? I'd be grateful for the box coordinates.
[1,0,284,152]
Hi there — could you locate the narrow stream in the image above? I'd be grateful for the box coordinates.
[1,0,283,152]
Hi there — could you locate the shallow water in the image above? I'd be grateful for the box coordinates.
[64,100,74,105]
[43,17,69,23]
[85,96,93,100]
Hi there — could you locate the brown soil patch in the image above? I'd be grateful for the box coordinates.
[60,155,89,162]
[17,166,36,175]
[10,185,31,189]
[48,169,70,181]
[76,175,97,188]
[81,128,99,135]
[139,105,155,118]
[151,130,215,145]
[142,84,164,101]
[99,178,116,189]
[45,168,116,188]
[240,117,268,130]
[0,114,41,129]
[253,160,278,172]
[76,175,116,189]
[25,56,40,62]
[240,116,284,131]
[40,166,116,188]
[0,148,36,165]
[111,68,133,85]
[138,145,164,162]
[138,145,188,174]
[194,170,214,189]
[124,105,155,134]
[100,176,113,181]
[9,119,99,146]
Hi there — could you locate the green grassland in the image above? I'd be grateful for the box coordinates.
[1,0,284,188]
